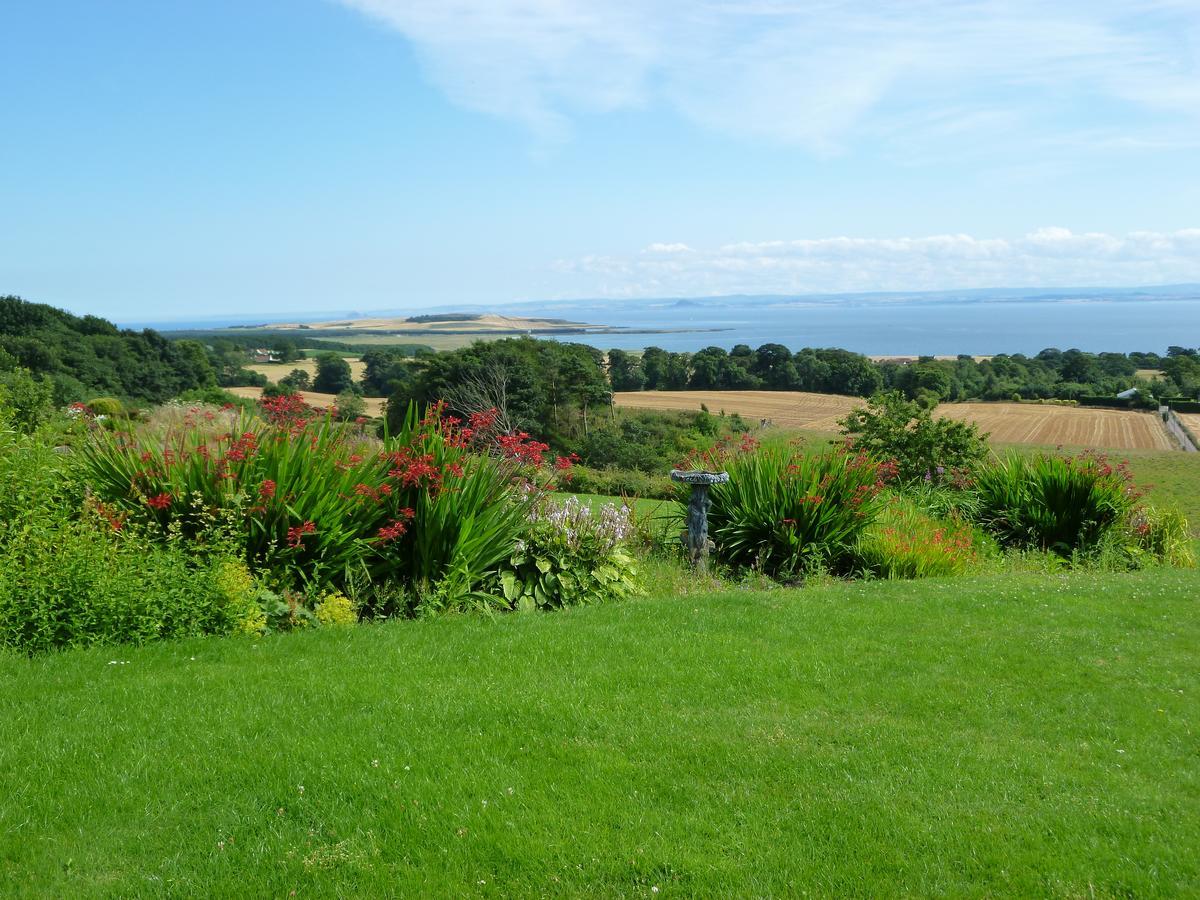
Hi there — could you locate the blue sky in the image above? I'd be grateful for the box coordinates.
[2,0,1199,322]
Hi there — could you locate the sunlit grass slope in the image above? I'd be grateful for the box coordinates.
[2,571,1198,896]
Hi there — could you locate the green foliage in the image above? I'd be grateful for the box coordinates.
[856,496,987,579]
[561,465,675,499]
[313,352,355,394]
[577,409,746,474]
[1121,505,1195,569]
[0,522,246,654]
[0,295,217,404]
[385,337,609,443]
[500,497,642,610]
[840,391,988,483]
[701,446,889,580]
[0,427,85,532]
[371,406,532,616]
[79,399,531,611]
[333,390,366,421]
[279,368,312,391]
[84,397,125,418]
[973,452,1140,556]
[0,367,56,433]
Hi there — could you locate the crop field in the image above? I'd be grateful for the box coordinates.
[940,402,1175,450]
[245,357,367,383]
[1178,413,1200,438]
[614,390,1177,450]
[226,386,387,418]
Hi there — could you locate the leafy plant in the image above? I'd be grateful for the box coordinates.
[1121,505,1195,569]
[698,446,891,580]
[839,391,988,483]
[972,451,1140,556]
[856,496,986,579]
[500,497,642,610]
[79,399,536,608]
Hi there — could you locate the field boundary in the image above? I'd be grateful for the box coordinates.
[1163,407,1199,452]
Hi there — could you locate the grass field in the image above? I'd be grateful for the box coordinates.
[2,570,1198,896]
[615,390,1177,450]
[226,386,387,417]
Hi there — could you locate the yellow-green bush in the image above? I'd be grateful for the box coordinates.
[315,592,358,627]
[212,559,266,634]
[85,397,125,418]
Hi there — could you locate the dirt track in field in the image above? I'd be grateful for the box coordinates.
[614,390,1177,451]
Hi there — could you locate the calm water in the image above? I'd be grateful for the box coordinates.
[537,298,1200,356]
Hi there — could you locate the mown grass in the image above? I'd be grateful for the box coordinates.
[2,570,1198,897]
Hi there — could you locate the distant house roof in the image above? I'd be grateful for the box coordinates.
[1116,388,1139,399]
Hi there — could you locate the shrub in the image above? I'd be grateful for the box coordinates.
[856,496,984,579]
[500,497,642,610]
[561,465,675,499]
[85,397,125,418]
[973,452,1139,556]
[0,367,55,434]
[0,524,246,654]
[699,446,891,580]
[315,592,358,627]
[212,558,267,634]
[839,391,988,483]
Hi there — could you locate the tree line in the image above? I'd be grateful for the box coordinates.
[607,344,1199,404]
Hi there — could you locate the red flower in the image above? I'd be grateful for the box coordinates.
[286,520,316,548]
[375,508,416,545]
[146,493,172,510]
[259,480,277,499]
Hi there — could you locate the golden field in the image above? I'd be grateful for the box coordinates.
[226,386,386,418]
[613,390,1178,451]
[245,357,367,383]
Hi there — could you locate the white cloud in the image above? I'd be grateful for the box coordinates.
[333,0,1200,152]
[553,228,1200,296]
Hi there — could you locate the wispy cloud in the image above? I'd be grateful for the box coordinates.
[553,228,1200,296]
[334,0,1200,153]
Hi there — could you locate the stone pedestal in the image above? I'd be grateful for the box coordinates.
[670,470,729,573]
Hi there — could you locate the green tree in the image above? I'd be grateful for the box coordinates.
[279,369,311,391]
[839,391,989,483]
[313,353,355,394]
[334,390,366,421]
[606,349,645,391]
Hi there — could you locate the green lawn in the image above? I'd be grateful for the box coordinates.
[3,570,1198,896]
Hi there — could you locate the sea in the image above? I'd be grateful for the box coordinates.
[533,296,1200,356]
[135,288,1200,357]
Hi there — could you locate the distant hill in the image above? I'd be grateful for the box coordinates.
[0,296,216,403]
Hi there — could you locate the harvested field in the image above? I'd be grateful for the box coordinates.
[616,390,858,433]
[939,402,1175,450]
[226,386,386,418]
[245,357,367,383]
[614,391,1177,451]
[1178,413,1200,440]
